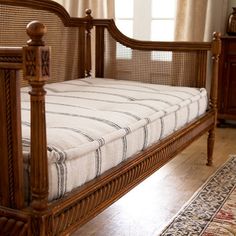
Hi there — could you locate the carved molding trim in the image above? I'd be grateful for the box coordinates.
[0,216,28,235]
[24,49,36,77]
[4,69,16,208]
[0,56,22,63]
[31,213,53,236]
[51,114,214,235]
[41,50,50,77]
[0,207,29,236]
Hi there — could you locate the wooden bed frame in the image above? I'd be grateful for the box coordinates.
[0,0,221,235]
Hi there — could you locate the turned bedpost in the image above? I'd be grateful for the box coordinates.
[207,32,221,166]
[23,21,50,212]
[85,9,93,77]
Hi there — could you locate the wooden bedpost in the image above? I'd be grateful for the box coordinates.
[85,9,93,77]
[23,21,52,235]
[207,32,221,166]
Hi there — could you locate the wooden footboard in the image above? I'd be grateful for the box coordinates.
[0,1,221,235]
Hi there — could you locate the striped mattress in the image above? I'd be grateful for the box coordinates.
[21,78,208,201]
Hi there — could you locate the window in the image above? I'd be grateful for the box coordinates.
[115,0,133,38]
[115,0,176,41]
[115,0,177,60]
[151,0,176,41]
[115,0,133,59]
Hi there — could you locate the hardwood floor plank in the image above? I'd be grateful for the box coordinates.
[73,128,236,236]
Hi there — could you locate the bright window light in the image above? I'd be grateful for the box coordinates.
[115,0,133,18]
[152,0,176,18]
[115,0,177,61]
[116,20,133,38]
[151,20,175,41]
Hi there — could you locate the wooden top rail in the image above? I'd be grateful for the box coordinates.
[0,50,24,209]
[93,19,212,51]
[0,47,22,69]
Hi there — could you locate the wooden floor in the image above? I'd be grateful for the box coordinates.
[73,127,236,236]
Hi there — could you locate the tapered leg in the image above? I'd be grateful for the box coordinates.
[207,128,215,166]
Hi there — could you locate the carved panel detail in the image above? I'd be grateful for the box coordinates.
[41,50,50,76]
[25,49,36,76]
[0,208,29,236]
[0,56,22,63]
[4,69,15,208]
[31,212,53,236]
[0,216,28,235]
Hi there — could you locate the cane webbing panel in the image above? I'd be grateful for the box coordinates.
[0,4,80,86]
[103,29,207,88]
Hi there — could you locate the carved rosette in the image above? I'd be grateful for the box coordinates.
[41,50,50,77]
[23,46,50,82]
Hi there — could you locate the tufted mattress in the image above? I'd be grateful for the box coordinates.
[21,78,208,201]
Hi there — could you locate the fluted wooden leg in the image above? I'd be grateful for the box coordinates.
[207,128,215,166]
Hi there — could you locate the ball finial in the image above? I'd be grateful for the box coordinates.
[213,32,221,40]
[26,21,47,46]
[85,9,92,16]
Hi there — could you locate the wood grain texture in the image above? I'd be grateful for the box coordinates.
[0,207,29,236]
[23,21,50,215]
[48,112,215,235]
[85,9,93,77]
[0,0,221,235]
[74,127,236,236]
[0,65,24,209]
[218,36,236,123]
[93,19,212,51]
[207,32,221,166]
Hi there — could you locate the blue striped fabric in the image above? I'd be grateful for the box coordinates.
[21,78,208,201]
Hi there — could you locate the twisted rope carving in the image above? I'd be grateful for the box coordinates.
[0,56,22,63]
[53,116,213,234]
[0,216,27,235]
[4,69,15,208]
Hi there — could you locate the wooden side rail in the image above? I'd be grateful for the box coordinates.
[0,47,24,209]
[0,206,30,235]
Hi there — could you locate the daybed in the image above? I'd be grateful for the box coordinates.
[0,0,221,235]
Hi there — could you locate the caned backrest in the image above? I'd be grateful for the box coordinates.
[0,0,87,86]
[93,20,213,89]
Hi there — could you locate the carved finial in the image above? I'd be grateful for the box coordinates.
[212,32,221,56]
[85,9,93,32]
[213,32,221,41]
[85,9,92,17]
[26,21,47,46]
